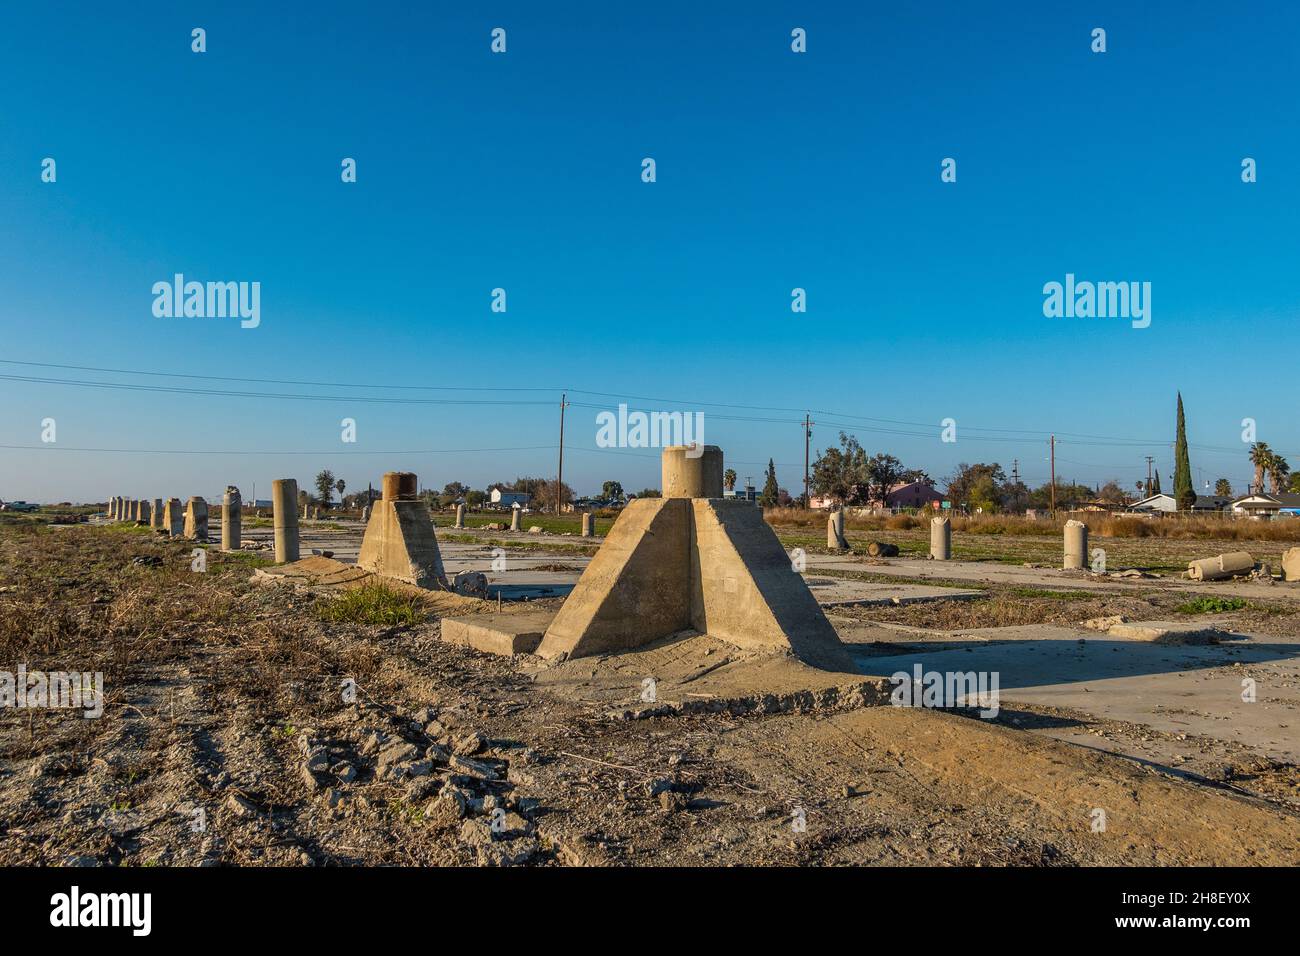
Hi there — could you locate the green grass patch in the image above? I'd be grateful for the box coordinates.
[1006,587,1093,601]
[1175,596,1247,615]
[316,583,423,627]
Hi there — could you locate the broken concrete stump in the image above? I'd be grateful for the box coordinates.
[222,486,242,551]
[454,503,465,529]
[510,507,521,532]
[827,510,848,550]
[537,445,853,672]
[1063,519,1088,570]
[184,497,209,540]
[581,512,594,538]
[930,516,951,560]
[1187,551,1254,582]
[273,479,300,564]
[151,498,164,530]
[1283,547,1300,583]
[357,471,447,589]
[163,498,184,537]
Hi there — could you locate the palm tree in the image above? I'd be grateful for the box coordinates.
[1249,442,1273,494]
[1268,455,1291,495]
[723,469,737,493]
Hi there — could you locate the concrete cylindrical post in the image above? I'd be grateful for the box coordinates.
[222,486,242,551]
[827,510,847,550]
[454,503,465,529]
[382,472,418,501]
[930,516,952,560]
[1063,519,1088,570]
[272,479,300,564]
[581,512,594,537]
[108,497,116,520]
[151,498,164,529]
[510,506,521,532]
[661,445,724,499]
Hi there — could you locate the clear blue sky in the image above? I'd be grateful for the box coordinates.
[1,1,1297,503]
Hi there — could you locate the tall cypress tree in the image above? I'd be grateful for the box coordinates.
[1151,469,1161,495]
[759,458,780,507]
[1173,392,1195,511]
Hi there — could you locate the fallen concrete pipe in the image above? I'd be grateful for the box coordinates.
[1186,551,1254,581]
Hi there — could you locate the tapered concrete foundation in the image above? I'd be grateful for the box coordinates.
[454,504,465,529]
[827,510,848,550]
[537,447,852,672]
[510,507,521,532]
[930,516,951,560]
[1063,519,1088,570]
[163,498,184,537]
[108,497,117,520]
[222,486,242,551]
[151,498,164,530]
[357,471,447,589]
[581,512,594,538]
[184,497,209,540]
[273,479,300,564]
[138,500,151,525]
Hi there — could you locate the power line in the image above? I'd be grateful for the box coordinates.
[0,358,1291,460]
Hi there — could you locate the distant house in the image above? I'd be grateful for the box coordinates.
[1231,492,1300,519]
[1130,493,1231,514]
[490,489,531,509]
[878,481,944,510]
[811,482,944,511]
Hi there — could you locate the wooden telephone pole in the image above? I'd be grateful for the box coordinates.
[1049,435,1057,516]
[802,413,814,508]
[555,392,567,515]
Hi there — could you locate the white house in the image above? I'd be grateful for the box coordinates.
[490,489,531,508]
[1231,492,1300,519]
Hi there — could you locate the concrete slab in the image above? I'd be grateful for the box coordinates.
[804,554,1300,603]
[441,612,552,656]
[851,629,1300,763]
[804,576,983,607]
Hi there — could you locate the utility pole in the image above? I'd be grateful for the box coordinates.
[1144,456,1154,492]
[802,413,813,508]
[1011,459,1020,484]
[555,392,567,516]
[1049,435,1057,517]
